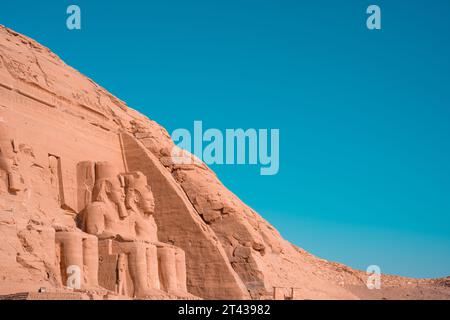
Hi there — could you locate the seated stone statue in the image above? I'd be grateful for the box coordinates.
[123,172,187,294]
[81,162,163,297]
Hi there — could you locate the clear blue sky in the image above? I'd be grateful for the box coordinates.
[1,0,449,278]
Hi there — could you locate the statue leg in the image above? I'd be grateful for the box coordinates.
[146,244,160,290]
[157,246,178,294]
[175,248,187,292]
[82,234,99,287]
[56,232,83,289]
[126,244,147,297]
[117,242,166,298]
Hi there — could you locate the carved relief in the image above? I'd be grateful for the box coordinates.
[76,161,95,213]
[0,124,24,194]
[49,154,62,205]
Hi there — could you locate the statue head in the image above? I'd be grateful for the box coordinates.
[92,162,128,218]
[124,172,155,217]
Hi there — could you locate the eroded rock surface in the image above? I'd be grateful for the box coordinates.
[0,25,448,300]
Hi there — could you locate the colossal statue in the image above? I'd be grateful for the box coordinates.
[81,162,164,297]
[79,161,189,297]
[123,171,188,294]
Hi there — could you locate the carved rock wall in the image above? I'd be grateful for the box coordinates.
[120,133,249,299]
[1,25,449,300]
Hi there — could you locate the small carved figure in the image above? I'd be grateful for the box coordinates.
[116,253,128,296]
[0,123,23,193]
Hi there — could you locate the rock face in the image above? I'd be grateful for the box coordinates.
[0,25,449,300]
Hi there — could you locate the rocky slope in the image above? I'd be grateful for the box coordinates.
[0,25,448,300]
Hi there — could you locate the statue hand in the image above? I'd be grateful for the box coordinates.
[98,232,117,240]
[52,223,76,232]
[116,234,135,242]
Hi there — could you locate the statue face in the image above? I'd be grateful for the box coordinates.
[123,173,155,216]
[138,186,155,215]
[131,184,154,215]
[109,179,126,206]
[92,177,128,218]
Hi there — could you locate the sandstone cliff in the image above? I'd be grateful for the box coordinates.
[0,25,448,300]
